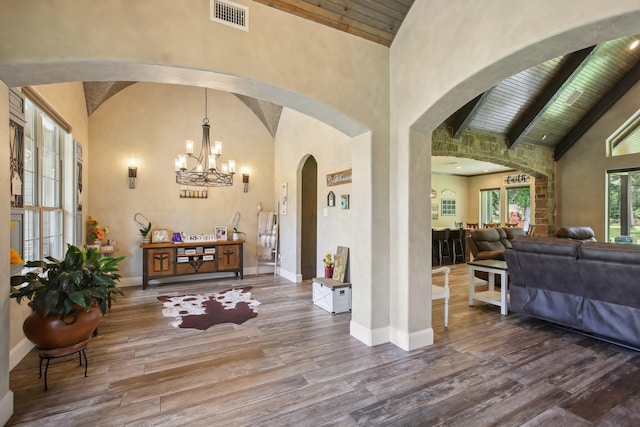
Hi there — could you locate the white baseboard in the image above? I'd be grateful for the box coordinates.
[10,337,33,371]
[0,390,13,426]
[350,320,389,346]
[389,327,434,351]
[278,268,301,283]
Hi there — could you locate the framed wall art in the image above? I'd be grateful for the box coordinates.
[340,194,350,209]
[215,226,227,241]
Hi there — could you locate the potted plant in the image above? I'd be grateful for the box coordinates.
[232,227,246,240]
[323,253,334,278]
[135,213,152,243]
[139,222,152,243]
[9,244,125,350]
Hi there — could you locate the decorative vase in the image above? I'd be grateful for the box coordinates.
[143,235,151,244]
[232,232,241,240]
[23,304,102,350]
[93,238,101,246]
[324,266,334,278]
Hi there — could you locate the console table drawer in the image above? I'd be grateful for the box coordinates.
[175,261,217,275]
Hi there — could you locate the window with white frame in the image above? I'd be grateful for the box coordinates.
[441,199,456,216]
[22,99,66,261]
[480,188,501,225]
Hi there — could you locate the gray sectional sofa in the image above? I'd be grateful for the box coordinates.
[505,235,640,349]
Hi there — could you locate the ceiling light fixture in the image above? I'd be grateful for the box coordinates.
[630,39,639,50]
[175,88,236,187]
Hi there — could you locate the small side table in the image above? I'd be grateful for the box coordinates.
[468,259,509,315]
[38,338,90,391]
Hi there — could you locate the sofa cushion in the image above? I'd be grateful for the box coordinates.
[579,241,640,264]
[471,228,503,252]
[556,226,596,241]
[511,236,582,257]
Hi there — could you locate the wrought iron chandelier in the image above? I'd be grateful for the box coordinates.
[175,88,235,187]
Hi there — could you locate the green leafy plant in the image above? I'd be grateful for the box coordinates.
[233,227,245,235]
[10,244,125,316]
[139,222,152,237]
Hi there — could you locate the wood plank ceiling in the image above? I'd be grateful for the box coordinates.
[82,2,640,162]
[252,0,414,47]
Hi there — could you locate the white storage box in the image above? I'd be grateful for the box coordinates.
[312,278,352,314]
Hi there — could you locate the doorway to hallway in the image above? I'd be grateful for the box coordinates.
[301,156,317,279]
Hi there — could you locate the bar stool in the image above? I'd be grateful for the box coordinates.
[432,229,451,265]
[466,223,479,229]
[449,228,465,263]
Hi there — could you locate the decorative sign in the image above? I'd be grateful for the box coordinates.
[326,168,352,186]
[503,173,531,186]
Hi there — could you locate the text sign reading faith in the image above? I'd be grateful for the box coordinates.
[503,173,530,186]
[326,168,352,186]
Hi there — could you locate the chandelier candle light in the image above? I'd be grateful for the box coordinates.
[175,88,236,187]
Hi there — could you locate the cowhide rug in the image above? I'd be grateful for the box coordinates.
[157,287,260,330]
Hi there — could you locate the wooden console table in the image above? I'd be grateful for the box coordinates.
[140,240,244,289]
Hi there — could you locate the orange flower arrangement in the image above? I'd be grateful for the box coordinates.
[10,221,23,264]
[87,216,109,241]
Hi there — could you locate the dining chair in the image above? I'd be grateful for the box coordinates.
[526,224,536,236]
[483,223,497,228]
[432,266,450,327]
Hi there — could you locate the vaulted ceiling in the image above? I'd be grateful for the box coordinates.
[83,1,640,165]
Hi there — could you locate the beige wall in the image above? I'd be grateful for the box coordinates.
[430,174,468,229]
[88,83,274,280]
[274,108,352,281]
[557,80,640,240]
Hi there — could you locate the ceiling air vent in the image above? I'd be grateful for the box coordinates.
[210,0,249,31]
[564,89,583,106]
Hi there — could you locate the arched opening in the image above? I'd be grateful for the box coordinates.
[300,155,318,279]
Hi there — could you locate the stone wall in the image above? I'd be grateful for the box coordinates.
[432,126,555,234]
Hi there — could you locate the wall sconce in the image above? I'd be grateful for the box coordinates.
[128,163,137,189]
[242,173,249,193]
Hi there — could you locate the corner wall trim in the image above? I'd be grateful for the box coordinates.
[389,327,434,351]
[350,320,389,346]
[0,390,14,426]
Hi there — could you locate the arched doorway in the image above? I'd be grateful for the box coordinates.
[300,155,317,280]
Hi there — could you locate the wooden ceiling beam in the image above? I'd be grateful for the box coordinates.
[506,46,595,149]
[554,57,640,160]
[451,89,494,139]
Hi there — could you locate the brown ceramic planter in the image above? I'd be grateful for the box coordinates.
[23,305,102,350]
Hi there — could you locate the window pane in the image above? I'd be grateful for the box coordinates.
[41,117,61,208]
[480,189,501,225]
[23,209,40,262]
[607,170,640,242]
[42,210,63,259]
[506,186,531,229]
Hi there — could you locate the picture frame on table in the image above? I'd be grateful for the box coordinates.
[215,226,227,241]
[152,229,170,243]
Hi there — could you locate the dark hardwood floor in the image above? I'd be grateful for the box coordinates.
[8,265,640,426]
